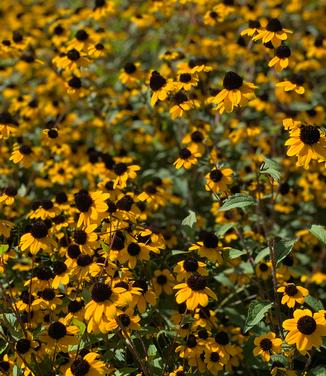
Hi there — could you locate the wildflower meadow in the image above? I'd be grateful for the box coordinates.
[0,0,326,375]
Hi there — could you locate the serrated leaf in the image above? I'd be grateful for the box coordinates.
[219,194,256,211]
[260,158,281,181]
[305,295,324,312]
[181,210,196,228]
[310,225,326,244]
[0,244,9,255]
[275,239,295,265]
[244,300,273,333]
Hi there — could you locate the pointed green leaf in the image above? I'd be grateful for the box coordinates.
[219,194,256,211]
[244,300,273,333]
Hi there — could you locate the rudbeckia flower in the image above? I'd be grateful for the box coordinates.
[42,318,79,351]
[105,310,141,333]
[241,19,261,37]
[85,281,127,333]
[268,45,291,72]
[112,162,140,189]
[152,269,175,295]
[10,143,34,167]
[189,232,224,264]
[285,123,326,169]
[174,258,208,282]
[73,224,98,254]
[277,283,309,308]
[208,71,256,114]
[169,91,199,119]
[74,190,110,227]
[0,186,17,205]
[205,167,233,194]
[65,352,107,376]
[203,347,227,374]
[283,309,326,352]
[253,18,292,48]
[174,274,217,310]
[253,332,282,361]
[0,111,18,139]
[131,279,156,313]
[276,74,305,94]
[20,220,56,254]
[149,71,175,106]
[173,147,201,169]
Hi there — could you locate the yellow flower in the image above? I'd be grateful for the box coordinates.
[253,18,292,48]
[283,309,326,352]
[169,91,199,119]
[208,71,256,114]
[173,147,201,169]
[0,186,17,205]
[203,347,227,374]
[65,352,108,376]
[276,74,305,94]
[277,283,309,308]
[74,190,110,227]
[253,332,282,361]
[149,71,176,106]
[152,269,175,295]
[131,279,156,313]
[285,123,326,169]
[205,168,233,194]
[0,111,18,139]
[20,220,56,254]
[268,45,291,72]
[174,274,217,311]
[255,261,272,280]
[174,258,208,282]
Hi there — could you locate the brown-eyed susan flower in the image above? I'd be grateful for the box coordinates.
[255,261,272,280]
[253,332,282,361]
[268,45,291,72]
[88,42,106,58]
[283,309,326,352]
[285,123,326,169]
[106,310,141,333]
[169,365,184,376]
[0,111,18,139]
[53,48,90,74]
[241,19,261,37]
[119,62,142,86]
[189,232,224,264]
[149,71,175,106]
[113,162,140,189]
[42,318,79,351]
[14,334,40,368]
[74,224,98,254]
[253,18,292,48]
[32,287,62,310]
[152,269,175,295]
[74,190,109,227]
[65,352,108,376]
[85,281,127,333]
[52,260,70,289]
[131,279,156,313]
[10,143,34,167]
[20,220,56,254]
[174,274,217,311]
[276,74,305,94]
[169,91,199,119]
[91,0,115,19]
[208,71,256,114]
[205,167,233,194]
[174,258,208,282]
[119,240,151,269]
[277,283,309,308]
[0,186,17,205]
[203,347,227,374]
[175,72,199,91]
[173,147,201,169]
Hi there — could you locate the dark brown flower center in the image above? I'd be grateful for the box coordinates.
[91,282,112,302]
[299,125,320,145]
[223,71,243,90]
[297,316,316,335]
[71,358,90,376]
[187,274,207,291]
[285,284,298,296]
[260,338,272,351]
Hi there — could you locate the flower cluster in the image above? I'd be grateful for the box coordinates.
[0,0,326,375]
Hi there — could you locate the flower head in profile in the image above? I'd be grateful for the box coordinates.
[253,18,292,48]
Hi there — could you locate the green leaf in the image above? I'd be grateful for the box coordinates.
[275,239,296,265]
[244,300,273,333]
[72,318,86,335]
[309,366,326,376]
[227,249,246,259]
[147,344,157,357]
[181,210,197,228]
[254,247,270,264]
[310,225,326,244]
[171,249,189,256]
[305,295,324,312]
[0,244,9,255]
[219,194,256,211]
[215,223,235,237]
[260,158,281,181]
